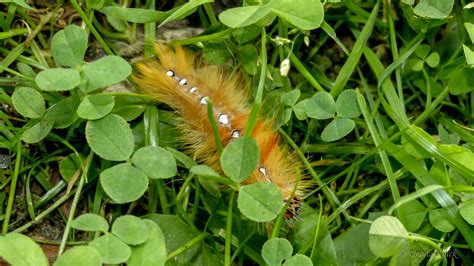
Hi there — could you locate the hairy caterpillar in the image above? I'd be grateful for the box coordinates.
[133,44,307,220]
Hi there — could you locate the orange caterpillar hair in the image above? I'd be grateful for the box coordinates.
[133,44,306,220]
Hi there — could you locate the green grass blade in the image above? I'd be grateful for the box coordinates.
[377,33,424,89]
[330,1,379,97]
[245,28,267,137]
[288,49,325,92]
[206,99,223,155]
[224,191,235,266]
[58,151,94,255]
[363,47,409,125]
[0,43,24,74]
[388,184,444,215]
[2,141,22,234]
[405,127,474,181]
[0,10,8,31]
[356,91,401,208]
[144,0,157,57]
[321,21,349,55]
[0,28,28,40]
[342,0,387,29]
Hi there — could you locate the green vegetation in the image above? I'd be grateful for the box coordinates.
[0,0,473,265]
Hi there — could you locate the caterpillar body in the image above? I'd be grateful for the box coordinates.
[134,44,306,220]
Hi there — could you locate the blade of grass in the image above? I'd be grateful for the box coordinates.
[203,3,218,25]
[0,9,7,32]
[363,47,409,124]
[206,99,223,155]
[356,91,401,209]
[0,64,31,80]
[321,21,349,55]
[58,151,94,255]
[0,43,25,74]
[326,175,392,225]
[0,117,16,142]
[245,28,267,136]
[224,191,235,266]
[144,106,159,147]
[0,89,12,106]
[190,178,201,221]
[287,49,325,92]
[357,68,388,141]
[92,182,104,215]
[25,166,36,222]
[176,174,195,212]
[230,230,255,262]
[0,46,48,70]
[386,1,405,112]
[2,141,21,234]
[243,246,265,265]
[377,32,424,89]
[28,41,48,69]
[342,0,387,29]
[13,187,76,233]
[271,173,301,237]
[144,0,156,57]
[5,3,17,29]
[309,195,323,260]
[302,142,372,154]
[158,0,214,28]
[166,232,208,261]
[92,17,129,40]
[388,185,444,215]
[0,28,28,40]
[172,28,234,46]
[356,188,386,219]
[330,1,379,97]
[414,87,449,125]
[144,106,171,215]
[33,181,67,209]
[405,126,474,180]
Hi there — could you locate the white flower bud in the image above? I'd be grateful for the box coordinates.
[304,36,310,47]
[280,58,291,76]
